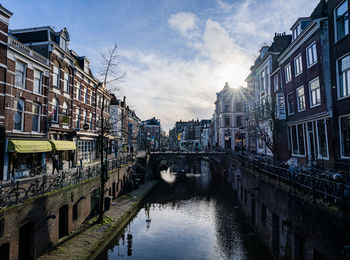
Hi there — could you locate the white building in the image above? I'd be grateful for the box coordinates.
[214,83,247,150]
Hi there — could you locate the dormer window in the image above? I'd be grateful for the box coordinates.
[292,23,302,40]
[60,37,67,51]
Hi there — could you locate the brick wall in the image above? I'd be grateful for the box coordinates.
[0,164,133,259]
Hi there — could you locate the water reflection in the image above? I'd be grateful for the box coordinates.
[98,161,271,260]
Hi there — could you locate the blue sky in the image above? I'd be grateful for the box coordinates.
[3,0,319,130]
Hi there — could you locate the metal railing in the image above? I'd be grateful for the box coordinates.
[8,36,50,66]
[0,155,135,208]
[232,152,349,209]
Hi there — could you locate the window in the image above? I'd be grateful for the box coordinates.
[32,103,41,132]
[294,54,303,76]
[335,0,349,41]
[316,119,328,158]
[83,110,87,125]
[261,70,267,93]
[290,124,305,156]
[33,70,42,94]
[287,92,295,115]
[90,112,93,130]
[15,61,26,88]
[297,86,306,111]
[52,98,59,123]
[236,116,242,127]
[62,102,68,116]
[62,102,69,124]
[236,102,242,112]
[309,78,321,107]
[338,54,350,98]
[85,90,88,104]
[340,116,350,157]
[78,85,82,101]
[224,116,230,126]
[224,103,230,112]
[292,23,302,40]
[306,43,317,67]
[273,74,279,91]
[63,71,69,93]
[75,108,80,129]
[60,37,67,51]
[53,65,60,88]
[285,64,292,83]
[14,99,25,131]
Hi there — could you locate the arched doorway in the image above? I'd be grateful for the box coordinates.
[19,222,35,260]
[90,187,100,217]
[59,205,68,238]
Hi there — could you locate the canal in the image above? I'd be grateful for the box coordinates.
[97,161,272,260]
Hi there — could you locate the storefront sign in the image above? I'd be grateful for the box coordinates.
[277,93,286,120]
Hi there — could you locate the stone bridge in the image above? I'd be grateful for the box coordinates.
[145,151,229,178]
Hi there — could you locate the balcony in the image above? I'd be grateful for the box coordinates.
[8,36,50,67]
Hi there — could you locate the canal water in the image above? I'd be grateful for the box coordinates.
[97,162,271,260]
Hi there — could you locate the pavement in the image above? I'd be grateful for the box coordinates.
[39,180,159,260]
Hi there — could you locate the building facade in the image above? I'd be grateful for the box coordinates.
[214,83,247,151]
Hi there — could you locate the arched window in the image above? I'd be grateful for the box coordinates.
[62,102,69,117]
[14,99,25,131]
[52,98,59,123]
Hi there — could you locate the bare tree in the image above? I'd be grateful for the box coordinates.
[247,92,280,161]
[97,44,126,223]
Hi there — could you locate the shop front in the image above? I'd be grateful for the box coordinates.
[49,140,76,171]
[6,139,52,180]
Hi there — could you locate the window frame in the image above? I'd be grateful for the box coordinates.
[334,0,349,43]
[315,119,329,159]
[339,114,350,159]
[337,53,350,100]
[63,71,69,93]
[52,65,60,88]
[15,60,26,89]
[294,53,303,77]
[52,98,59,123]
[296,86,306,112]
[290,124,306,157]
[285,63,292,83]
[33,69,42,94]
[32,103,41,132]
[308,77,321,108]
[287,92,295,115]
[306,42,318,68]
[13,98,25,131]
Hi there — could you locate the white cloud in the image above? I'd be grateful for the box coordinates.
[115,0,320,130]
[168,12,198,37]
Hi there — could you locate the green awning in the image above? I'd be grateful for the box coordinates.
[50,140,76,151]
[8,140,52,153]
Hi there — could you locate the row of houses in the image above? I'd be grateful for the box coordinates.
[243,0,350,172]
[0,4,141,181]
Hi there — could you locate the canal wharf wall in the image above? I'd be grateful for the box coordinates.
[227,155,350,260]
[0,161,136,260]
[39,180,158,260]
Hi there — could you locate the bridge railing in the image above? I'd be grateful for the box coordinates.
[231,152,349,210]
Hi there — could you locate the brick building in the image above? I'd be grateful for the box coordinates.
[278,1,334,167]
[327,0,350,173]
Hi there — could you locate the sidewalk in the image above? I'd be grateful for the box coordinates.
[39,180,159,260]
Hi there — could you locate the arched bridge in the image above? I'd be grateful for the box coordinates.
[146,151,229,177]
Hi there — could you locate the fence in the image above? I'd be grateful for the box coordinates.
[232,152,349,210]
[0,155,135,208]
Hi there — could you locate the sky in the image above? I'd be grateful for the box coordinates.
[3,0,319,130]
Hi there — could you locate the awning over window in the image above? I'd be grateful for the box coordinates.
[50,140,76,151]
[8,140,52,153]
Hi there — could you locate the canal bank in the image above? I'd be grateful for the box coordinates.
[39,180,159,260]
